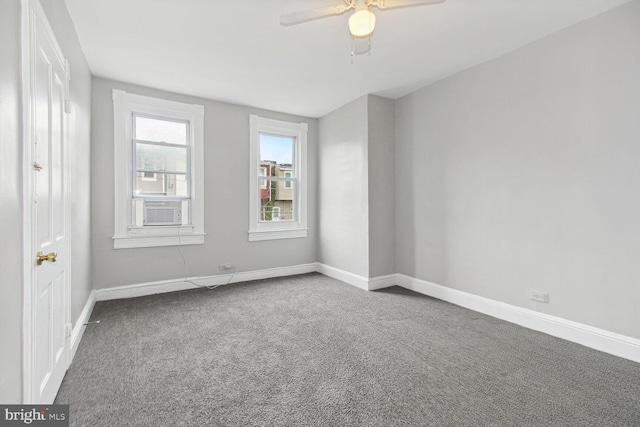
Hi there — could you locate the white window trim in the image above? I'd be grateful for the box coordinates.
[113,89,205,249]
[249,115,308,242]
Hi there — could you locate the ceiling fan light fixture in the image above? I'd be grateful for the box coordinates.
[348,9,376,38]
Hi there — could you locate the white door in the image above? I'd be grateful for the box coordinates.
[29,3,70,404]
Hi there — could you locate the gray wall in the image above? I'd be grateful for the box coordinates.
[0,0,93,403]
[318,96,370,277]
[367,95,396,278]
[0,0,24,404]
[318,95,396,279]
[39,0,94,333]
[91,78,318,289]
[395,1,640,339]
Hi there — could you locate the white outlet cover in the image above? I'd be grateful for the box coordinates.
[529,291,549,303]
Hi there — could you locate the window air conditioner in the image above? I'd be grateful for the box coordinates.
[143,200,182,226]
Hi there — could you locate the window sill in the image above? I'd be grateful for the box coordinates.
[113,232,205,249]
[248,228,308,242]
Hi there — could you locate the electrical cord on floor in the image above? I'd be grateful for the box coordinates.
[177,227,238,290]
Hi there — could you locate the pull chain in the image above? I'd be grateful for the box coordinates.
[350,35,372,60]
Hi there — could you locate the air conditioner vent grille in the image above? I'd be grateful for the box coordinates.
[143,200,182,226]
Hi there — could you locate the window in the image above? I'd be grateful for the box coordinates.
[134,115,189,199]
[112,90,205,248]
[249,115,308,241]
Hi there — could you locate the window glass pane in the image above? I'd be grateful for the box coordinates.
[135,172,188,197]
[259,178,295,222]
[260,134,293,167]
[136,142,187,173]
[135,116,187,145]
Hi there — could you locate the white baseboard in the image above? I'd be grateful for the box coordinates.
[396,274,640,364]
[368,274,397,291]
[95,263,318,302]
[85,262,639,364]
[70,290,96,360]
[315,263,396,291]
[316,263,369,290]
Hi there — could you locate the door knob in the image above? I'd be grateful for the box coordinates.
[36,251,57,265]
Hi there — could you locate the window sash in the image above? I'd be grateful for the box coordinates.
[258,133,297,186]
[258,177,296,223]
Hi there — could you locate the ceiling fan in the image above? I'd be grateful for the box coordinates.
[280,0,447,39]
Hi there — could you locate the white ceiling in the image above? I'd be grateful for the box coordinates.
[65,0,632,118]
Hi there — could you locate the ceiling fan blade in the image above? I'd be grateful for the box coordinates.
[374,0,446,10]
[280,4,352,26]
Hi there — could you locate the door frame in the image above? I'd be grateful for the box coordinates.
[21,0,72,404]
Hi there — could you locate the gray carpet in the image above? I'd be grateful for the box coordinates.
[56,273,640,426]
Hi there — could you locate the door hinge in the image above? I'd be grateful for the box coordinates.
[65,323,73,337]
[33,162,43,171]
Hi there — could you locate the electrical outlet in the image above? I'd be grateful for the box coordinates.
[529,291,549,303]
[219,264,233,270]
